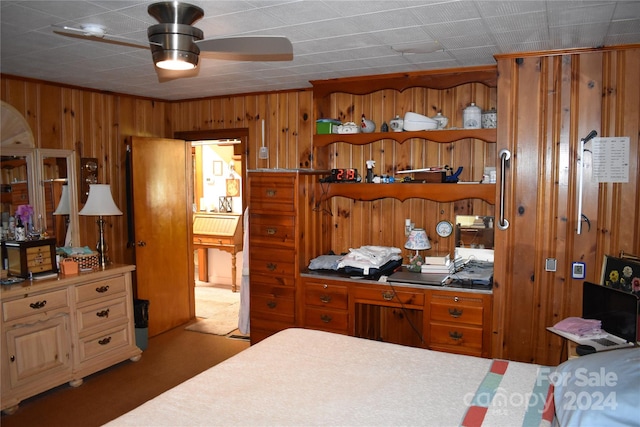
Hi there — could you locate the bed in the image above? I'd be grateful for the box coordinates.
[104,328,639,427]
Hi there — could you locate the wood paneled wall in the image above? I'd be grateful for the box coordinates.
[493,47,640,365]
[318,84,496,257]
[2,45,638,364]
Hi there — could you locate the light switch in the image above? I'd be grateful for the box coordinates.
[545,258,557,272]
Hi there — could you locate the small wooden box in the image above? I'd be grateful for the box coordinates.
[4,238,58,278]
[413,171,446,183]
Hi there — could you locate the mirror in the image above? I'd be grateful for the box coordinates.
[1,148,78,247]
[38,149,79,247]
[455,215,494,250]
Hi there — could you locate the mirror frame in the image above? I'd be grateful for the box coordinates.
[37,149,79,247]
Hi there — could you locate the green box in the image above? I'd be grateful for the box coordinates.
[316,121,333,134]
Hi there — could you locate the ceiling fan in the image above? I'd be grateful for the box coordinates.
[52,1,294,81]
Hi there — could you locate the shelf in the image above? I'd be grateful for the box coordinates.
[322,183,495,204]
[314,128,496,147]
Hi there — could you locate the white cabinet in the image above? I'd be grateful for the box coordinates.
[1,265,141,414]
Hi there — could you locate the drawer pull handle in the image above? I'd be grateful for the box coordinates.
[96,309,110,318]
[267,301,277,309]
[266,262,277,271]
[448,308,463,318]
[381,291,395,301]
[96,285,110,293]
[29,300,47,310]
[319,295,332,304]
[320,314,332,323]
[449,331,463,341]
[98,337,112,346]
[266,227,277,235]
[266,189,277,197]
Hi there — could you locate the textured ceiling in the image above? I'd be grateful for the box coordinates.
[1,1,639,101]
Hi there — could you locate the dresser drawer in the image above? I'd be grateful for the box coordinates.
[429,322,483,352]
[76,297,128,334]
[304,281,348,309]
[75,275,126,304]
[77,324,130,363]
[352,286,424,308]
[430,302,483,326]
[304,307,348,332]
[3,289,69,322]
[250,284,295,318]
[250,248,296,276]
[250,175,295,212]
[249,214,295,247]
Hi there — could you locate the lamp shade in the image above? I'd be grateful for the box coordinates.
[405,228,431,251]
[79,184,122,216]
[53,185,70,215]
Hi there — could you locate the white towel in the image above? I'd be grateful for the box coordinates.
[238,207,250,334]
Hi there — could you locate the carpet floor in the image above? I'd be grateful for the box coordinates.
[185,285,245,336]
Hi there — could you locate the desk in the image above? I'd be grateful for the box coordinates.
[193,214,242,292]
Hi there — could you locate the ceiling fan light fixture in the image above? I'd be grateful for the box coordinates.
[155,53,197,70]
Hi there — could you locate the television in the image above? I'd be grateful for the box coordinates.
[582,281,639,344]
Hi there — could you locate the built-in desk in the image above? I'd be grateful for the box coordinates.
[299,269,493,357]
[193,214,242,292]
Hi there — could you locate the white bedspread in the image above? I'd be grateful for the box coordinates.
[104,328,551,427]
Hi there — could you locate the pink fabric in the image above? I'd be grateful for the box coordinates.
[553,316,602,336]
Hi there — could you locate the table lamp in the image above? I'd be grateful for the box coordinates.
[79,184,122,268]
[404,228,431,272]
[53,184,72,246]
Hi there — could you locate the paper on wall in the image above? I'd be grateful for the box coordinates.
[591,136,630,183]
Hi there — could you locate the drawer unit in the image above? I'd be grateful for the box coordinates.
[4,238,57,278]
[427,290,491,357]
[429,322,483,352]
[1,265,141,414]
[302,278,349,334]
[74,275,126,303]
[193,235,235,246]
[352,286,424,308]
[304,307,348,333]
[249,248,296,277]
[2,289,68,322]
[249,214,296,247]
[76,324,130,363]
[75,296,128,334]
[304,281,348,309]
[250,283,296,320]
[249,175,295,212]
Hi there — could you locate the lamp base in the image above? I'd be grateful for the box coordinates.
[407,253,424,273]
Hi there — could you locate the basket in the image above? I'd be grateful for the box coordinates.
[70,252,100,271]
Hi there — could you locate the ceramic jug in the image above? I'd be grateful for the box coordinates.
[389,115,403,132]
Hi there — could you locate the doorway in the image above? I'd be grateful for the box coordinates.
[174,129,248,332]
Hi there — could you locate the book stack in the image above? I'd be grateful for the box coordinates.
[421,254,455,274]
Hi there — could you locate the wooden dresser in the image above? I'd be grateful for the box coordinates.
[248,170,328,344]
[0,264,141,414]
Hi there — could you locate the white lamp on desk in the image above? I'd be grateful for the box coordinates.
[405,228,431,272]
[79,184,122,268]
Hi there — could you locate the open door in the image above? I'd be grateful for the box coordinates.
[129,136,194,337]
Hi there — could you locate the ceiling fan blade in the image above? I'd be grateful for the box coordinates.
[52,24,151,50]
[155,66,200,83]
[196,36,293,61]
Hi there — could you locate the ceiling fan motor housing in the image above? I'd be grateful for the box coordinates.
[148,23,203,67]
[148,2,205,69]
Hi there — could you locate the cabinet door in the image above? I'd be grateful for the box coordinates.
[5,315,71,388]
